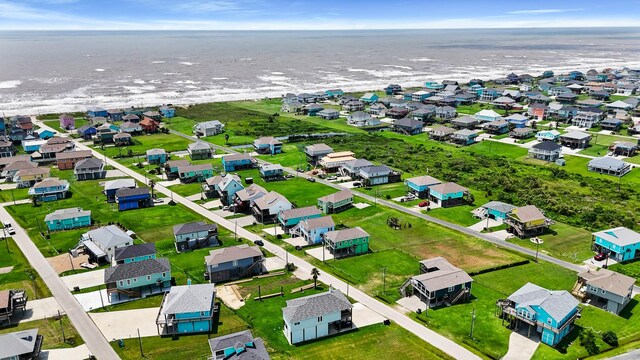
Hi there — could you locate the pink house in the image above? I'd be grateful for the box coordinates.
[59,114,75,130]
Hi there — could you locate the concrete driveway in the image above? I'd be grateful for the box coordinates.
[503,332,539,360]
[19,297,65,322]
[352,302,386,328]
[90,308,160,341]
[305,246,334,261]
[264,256,286,271]
[283,236,308,247]
[232,215,256,228]
[41,344,91,360]
[61,269,105,291]
[468,218,502,232]
[74,289,110,312]
[262,226,284,236]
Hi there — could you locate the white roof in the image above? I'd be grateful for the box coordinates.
[160,284,216,315]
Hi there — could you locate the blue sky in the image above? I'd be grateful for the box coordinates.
[0,0,639,30]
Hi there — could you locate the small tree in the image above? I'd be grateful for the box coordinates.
[30,195,38,207]
[602,331,618,347]
[311,267,320,289]
[149,179,156,198]
[579,329,599,355]
[224,133,230,144]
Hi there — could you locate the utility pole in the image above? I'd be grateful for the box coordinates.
[535,238,540,263]
[137,328,144,357]
[10,189,15,205]
[234,221,238,242]
[470,308,476,340]
[58,310,65,342]
[322,238,325,262]
[68,251,75,272]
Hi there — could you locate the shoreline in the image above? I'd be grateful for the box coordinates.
[3,61,640,117]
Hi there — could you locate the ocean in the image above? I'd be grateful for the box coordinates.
[1,28,640,116]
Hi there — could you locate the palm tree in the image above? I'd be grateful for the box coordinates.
[149,179,156,198]
[311,268,320,289]
[224,133,230,144]
[30,195,38,207]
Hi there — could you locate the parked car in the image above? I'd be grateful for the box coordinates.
[306,177,316,183]
[594,253,607,261]
[222,206,230,211]
[2,221,10,228]
[253,240,264,246]
[6,227,15,235]
[418,201,430,207]
[285,174,294,179]
[152,198,163,204]
[326,176,337,181]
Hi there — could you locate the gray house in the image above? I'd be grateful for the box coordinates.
[451,116,478,129]
[80,225,134,263]
[0,329,43,360]
[528,141,562,162]
[574,268,635,315]
[304,143,333,166]
[588,157,631,177]
[400,257,473,308]
[173,221,219,252]
[204,244,265,283]
[559,131,591,149]
[193,120,224,137]
[187,141,214,160]
[74,157,106,181]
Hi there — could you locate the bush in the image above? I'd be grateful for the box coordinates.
[579,329,599,355]
[602,331,618,347]
[168,200,176,206]
[285,263,297,272]
[385,194,391,200]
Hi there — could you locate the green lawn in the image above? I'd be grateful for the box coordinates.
[91,292,164,313]
[43,119,88,134]
[0,316,83,349]
[466,140,529,160]
[0,238,51,299]
[0,187,29,203]
[92,133,193,158]
[506,222,595,263]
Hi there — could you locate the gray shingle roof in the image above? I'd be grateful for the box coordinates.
[115,187,149,198]
[114,243,156,262]
[188,141,212,151]
[588,157,627,171]
[283,289,351,323]
[510,205,545,223]
[560,131,591,140]
[55,150,92,160]
[532,141,562,152]
[578,268,635,298]
[104,258,170,283]
[223,153,252,162]
[279,206,321,221]
[208,330,270,360]
[104,178,136,191]
[482,201,516,214]
[406,175,441,187]
[173,221,217,236]
[0,328,40,358]
[508,282,579,322]
[429,182,467,195]
[205,244,263,266]
[85,225,133,250]
[300,216,335,230]
[413,257,473,291]
[44,207,91,222]
[74,157,103,171]
[235,184,267,202]
[318,190,352,204]
[323,227,369,244]
[160,284,216,315]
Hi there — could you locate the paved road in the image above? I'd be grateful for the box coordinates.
[606,349,640,360]
[66,134,481,359]
[0,206,119,360]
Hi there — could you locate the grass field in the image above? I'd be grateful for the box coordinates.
[43,119,88,134]
[507,222,595,263]
[0,316,83,349]
[91,133,193,158]
[0,238,51,299]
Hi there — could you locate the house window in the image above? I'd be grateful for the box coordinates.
[601,289,606,294]
[448,286,455,292]
[162,272,166,277]
[133,278,137,282]
[294,322,300,325]
[318,316,323,322]
[127,279,131,285]
[200,312,206,316]
[547,318,552,325]
[233,260,238,267]
[147,275,151,281]
[119,281,124,286]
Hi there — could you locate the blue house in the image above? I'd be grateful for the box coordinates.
[103,178,136,202]
[405,175,442,199]
[499,283,580,347]
[76,125,97,140]
[480,201,516,220]
[592,227,640,262]
[425,81,444,90]
[222,153,255,172]
[385,84,402,95]
[253,137,282,155]
[156,283,216,335]
[428,182,468,208]
[360,93,379,104]
[146,148,168,165]
[403,92,414,101]
[114,243,156,264]
[293,216,335,245]
[536,130,561,142]
[159,106,176,118]
[28,178,69,202]
[205,244,265,283]
[87,107,108,118]
[478,88,501,101]
[115,187,152,211]
[325,89,344,98]
[569,70,584,80]
[278,205,322,231]
[38,130,55,140]
[505,114,529,128]
[259,163,284,181]
[44,207,91,231]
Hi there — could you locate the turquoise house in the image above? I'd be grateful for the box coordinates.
[425,81,444,90]
[278,205,322,231]
[481,201,516,220]
[156,283,216,335]
[159,106,176,118]
[104,258,171,300]
[536,130,561,142]
[428,182,468,208]
[405,175,442,199]
[222,153,254,172]
[500,283,580,347]
[592,227,640,262]
[359,93,379,104]
[178,164,214,182]
[325,89,344,98]
[114,243,157,264]
[44,208,91,231]
[38,130,55,140]
[146,148,168,165]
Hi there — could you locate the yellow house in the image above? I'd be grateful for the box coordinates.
[15,167,50,188]
[505,205,552,238]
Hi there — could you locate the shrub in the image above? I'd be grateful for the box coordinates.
[385,195,391,200]
[602,331,618,347]
[168,200,176,206]
[579,329,599,355]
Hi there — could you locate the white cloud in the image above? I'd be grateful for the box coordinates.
[507,8,583,15]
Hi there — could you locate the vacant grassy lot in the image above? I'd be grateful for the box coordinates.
[0,187,29,203]
[507,222,595,263]
[0,316,83,349]
[43,119,88,134]
[0,238,51,299]
[91,133,193,158]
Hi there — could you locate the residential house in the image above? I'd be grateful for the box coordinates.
[592,227,640,262]
[44,208,91,231]
[304,104,324,116]
[259,164,284,181]
[429,126,455,141]
[428,182,469,207]
[104,258,171,300]
[146,148,168,165]
[178,164,214,183]
[360,92,379,104]
[347,111,379,127]
[529,141,562,162]
[574,268,634,315]
[103,178,136,202]
[572,108,604,128]
[252,191,292,223]
[204,244,264,283]
[339,159,373,178]
[0,329,43,360]
[96,124,117,144]
[535,130,561,142]
[282,289,352,344]
[39,141,72,161]
[454,93,476,105]
[400,257,473,308]
[222,153,255,172]
[601,118,624,131]
[548,86,572,97]
[411,107,437,122]
[122,114,140,123]
[559,131,591,149]
[505,113,529,128]
[451,129,478,146]
[528,104,549,121]
[556,92,578,104]
[387,108,409,119]
[483,120,509,135]
[368,103,387,117]
[38,129,56,140]
[0,137,15,158]
[173,221,218,252]
[22,139,46,154]
[451,116,478,129]
[359,165,400,186]
[205,174,243,204]
[234,184,268,212]
[319,151,356,171]
[76,125,97,140]
[143,111,162,121]
[55,150,92,170]
[497,283,580,346]
[436,106,457,120]
[322,227,369,258]
[115,187,152,211]
[291,216,335,245]
[281,101,302,114]
[59,114,75,130]
[119,121,142,134]
[342,100,365,112]
[325,89,344,98]
[87,107,108,118]
[317,190,353,214]
[14,166,50,188]
[611,141,638,156]
[165,160,190,180]
[474,109,503,123]
[81,225,134,263]
[208,330,270,360]
[187,141,214,160]
[392,118,423,135]
[28,178,69,202]
[278,206,322,232]
[492,96,516,108]
[113,133,132,146]
[587,157,631,177]
[140,117,159,133]
[405,175,441,199]
[317,109,340,120]
[0,289,28,325]
[510,127,535,139]
[159,106,175,118]
[425,81,444,90]
[480,201,516,221]
[192,120,225,137]
[114,243,156,265]
[156,283,217,335]
[591,90,611,100]
[385,84,402,95]
[253,137,283,155]
[304,144,333,166]
[505,205,552,238]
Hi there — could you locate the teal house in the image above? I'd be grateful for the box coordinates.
[104,258,171,300]
[481,201,516,221]
[146,148,168,165]
[114,243,156,265]
[177,164,214,182]
[156,283,216,335]
[425,81,444,90]
[428,182,468,208]
[323,227,370,258]
[278,205,322,231]
[159,106,176,118]
[405,175,442,199]
[325,89,344,98]
[498,283,580,347]
[592,227,640,262]
[359,93,379,104]
[44,207,91,231]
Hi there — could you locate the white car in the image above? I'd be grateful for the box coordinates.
[7,227,15,235]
